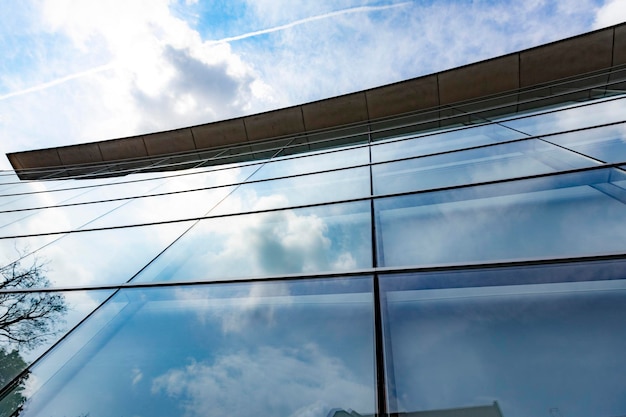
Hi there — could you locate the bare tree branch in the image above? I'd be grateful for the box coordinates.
[0,259,67,351]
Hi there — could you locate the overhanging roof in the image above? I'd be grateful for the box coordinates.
[7,22,626,180]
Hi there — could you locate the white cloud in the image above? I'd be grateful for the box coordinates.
[36,0,276,127]
[183,200,359,280]
[0,0,279,170]
[217,281,292,333]
[151,344,373,417]
[131,367,144,386]
[593,0,626,28]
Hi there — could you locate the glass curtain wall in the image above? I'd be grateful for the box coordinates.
[0,87,626,417]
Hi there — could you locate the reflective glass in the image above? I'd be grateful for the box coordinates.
[52,175,172,206]
[546,122,626,163]
[0,288,113,392]
[0,165,252,213]
[371,123,522,164]
[251,146,369,181]
[67,164,259,205]
[210,166,371,215]
[84,186,236,228]
[0,179,69,198]
[0,186,101,213]
[0,172,18,185]
[0,221,192,287]
[0,179,81,211]
[373,139,596,195]
[0,200,125,236]
[134,201,372,283]
[380,262,626,417]
[375,168,626,266]
[501,96,626,137]
[8,278,376,417]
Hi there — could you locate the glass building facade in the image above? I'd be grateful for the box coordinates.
[1,27,626,417]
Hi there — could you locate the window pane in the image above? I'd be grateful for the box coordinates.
[84,186,236,228]
[373,139,596,195]
[375,168,626,266]
[371,123,522,164]
[501,96,626,136]
[9,278,376,417]
[134,201,372,283]
[0,221,193,287]
[210,166,371,215]
[380,261,626,417]
[546,122,626,163]
[0,200,126,236]
[251,146,369,181]
[0,288,113,392]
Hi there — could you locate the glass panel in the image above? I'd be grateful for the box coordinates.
[371,123,522,164]
[0,200,126,236]
[0,179,66,197]
[252,146,369,181]
[84,186,236,229]
[210,166,371,215]
[134,201,372,283]
[0,286,113,392]
[0,172,18,185]
[53,175,172,206]
[501,96,626,137]
[0,186,101,213]
[0,221,192,287]
[373,139,597,195]
[0,177,161,232]
[0,165,258,232]
[8,278,376,417]
[546,122,626,163]
[375,168,626,266]
[0,179,80,211]
[380,261,626,417]
[0,165,255,212]
[67,163,259,205]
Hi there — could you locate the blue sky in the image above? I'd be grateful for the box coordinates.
[0,0,625,170]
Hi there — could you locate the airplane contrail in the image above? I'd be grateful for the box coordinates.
[0,62,116,101]
[208,2,412,44]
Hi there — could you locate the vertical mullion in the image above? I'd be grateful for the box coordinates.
[369,130,389,417]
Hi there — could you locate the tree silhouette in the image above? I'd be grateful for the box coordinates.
[0,349,28,417]
[0,259,66,350]
[0,258,67,416]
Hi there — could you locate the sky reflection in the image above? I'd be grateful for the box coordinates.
[382,275,626,417]
[14,278,375,417]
